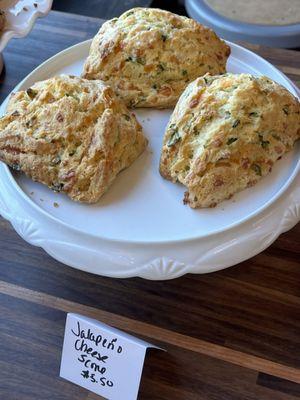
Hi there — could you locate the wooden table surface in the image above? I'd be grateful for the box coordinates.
[0,10,300,400]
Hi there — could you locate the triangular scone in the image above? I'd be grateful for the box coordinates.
[82,8,230,108]
[0,75,147,203]
[160,73,300,208]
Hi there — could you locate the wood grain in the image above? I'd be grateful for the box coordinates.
[0,10,299,400]
[1,280,300,384]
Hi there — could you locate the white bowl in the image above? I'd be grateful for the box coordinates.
[185,0,300,48]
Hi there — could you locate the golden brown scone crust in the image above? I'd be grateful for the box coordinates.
[160,73,300,208]
[82,8,230,108]
[0,75,147,203]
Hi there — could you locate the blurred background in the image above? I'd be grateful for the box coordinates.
[51,0,300,49]
[52,0,187,18]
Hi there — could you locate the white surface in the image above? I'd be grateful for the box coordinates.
[0,0,53,53]
[0,39,299,279]
[60,313,157,400]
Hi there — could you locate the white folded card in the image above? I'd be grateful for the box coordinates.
[60,313,161,400]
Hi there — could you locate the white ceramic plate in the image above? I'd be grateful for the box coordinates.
[0,39,299,279]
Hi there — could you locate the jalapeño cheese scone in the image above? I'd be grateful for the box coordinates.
[83,8,230,108]
[0,75,147,203]
[160,73,300,208]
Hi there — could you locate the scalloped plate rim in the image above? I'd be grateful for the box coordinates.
[0,0,53,52]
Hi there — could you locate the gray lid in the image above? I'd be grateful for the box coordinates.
[185,0,300,48]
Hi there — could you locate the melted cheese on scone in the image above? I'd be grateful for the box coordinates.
[160,73,300,208]
[0,75,147,203]
[82,8,230,108]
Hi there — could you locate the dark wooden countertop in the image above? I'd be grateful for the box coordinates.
[0,10,299,400]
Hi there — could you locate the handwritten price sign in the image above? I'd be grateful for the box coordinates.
[60,314,160,400]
